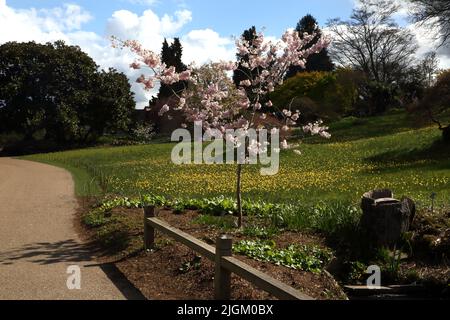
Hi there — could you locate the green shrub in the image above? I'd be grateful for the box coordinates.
[0,132,24,147]
[270,70,363,120]
[129,123,156,144]
[242,226,279,239]
[192,215,235,230]
[88,196,361,241]
[83,210,109,228]
[267,201,361,236]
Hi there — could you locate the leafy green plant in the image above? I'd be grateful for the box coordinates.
[346,261,368,282]
[85,196,362,241]
[192,215,235,230]
[83,196,144,228]
[132,123,156,144]
[178,256,202,274]
[233,240,333,273]
[141,194,168,207]
[201,197,237,216]
[242,226,279,239]
[267,201,361,239]
[377,247,404,282]
[83,210,110,228]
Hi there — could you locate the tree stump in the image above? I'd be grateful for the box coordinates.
[360,190,416,247]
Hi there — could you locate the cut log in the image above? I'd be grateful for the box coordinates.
[360,190,415,247]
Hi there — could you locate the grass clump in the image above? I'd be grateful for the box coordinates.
[192,215,236,231]
[242,225,280,239]
[82,195,363,243]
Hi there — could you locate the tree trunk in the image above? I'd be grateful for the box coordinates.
[236,163,243,228]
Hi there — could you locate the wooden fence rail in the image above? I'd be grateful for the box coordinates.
[144,206,314,301]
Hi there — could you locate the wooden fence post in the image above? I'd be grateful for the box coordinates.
[144,206,156,250]
[214,234,233,300]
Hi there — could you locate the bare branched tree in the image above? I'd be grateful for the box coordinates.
[327,0,418,84]
[421,51,440,87]
[409,0,450,46]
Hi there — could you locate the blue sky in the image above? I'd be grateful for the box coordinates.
[7,0,355,38]
[1,0,358,107]
[2,0,448,108]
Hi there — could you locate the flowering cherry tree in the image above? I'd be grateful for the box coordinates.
[113,28,331,228]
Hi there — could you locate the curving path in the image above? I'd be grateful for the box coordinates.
[0,158,138,300]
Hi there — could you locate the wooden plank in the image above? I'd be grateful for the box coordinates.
[144,207,156,249]
[146,217,315,301]
[345,285,426,296]
[146,217,216,261]
[387,285,426,294]
[344,285,393,297]
[214,235,232,300]
[221,256,314,300]
[345,285,392,291]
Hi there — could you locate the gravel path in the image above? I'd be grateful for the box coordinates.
[0,158,136,300]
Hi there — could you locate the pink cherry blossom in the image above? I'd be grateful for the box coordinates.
[158,104,170,116]
[130,62,141,69]
[179,70,191,81]
[115,27,331,153]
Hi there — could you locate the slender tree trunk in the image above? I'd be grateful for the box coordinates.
[236,163,243,228]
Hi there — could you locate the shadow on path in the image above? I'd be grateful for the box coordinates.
[0,240,146,300]
[0,239,101,265]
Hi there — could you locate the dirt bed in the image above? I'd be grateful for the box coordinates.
[76,203,347,300]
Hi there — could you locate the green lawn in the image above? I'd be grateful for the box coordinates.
[23,111,450,207]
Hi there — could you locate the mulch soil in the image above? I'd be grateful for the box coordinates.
[74,199,347,300]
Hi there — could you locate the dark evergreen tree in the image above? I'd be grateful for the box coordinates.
[233,26,265,103]
[157,38,187,99]
[285,14,334,79]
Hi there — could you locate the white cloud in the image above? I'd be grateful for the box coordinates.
[0,1,92,43]
[405,19,450,69]
[102,9,235,107]
[0,1,236,109]
[352,0,410,18]
[405,17,450,69]
[1,0,448,110]
[341,0,450,69]
[105,9,192,51]
[182,29,234,65]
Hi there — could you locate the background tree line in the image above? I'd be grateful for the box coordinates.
[146,1,449,142]
[267,1,449,142]
[2,0,449,153]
